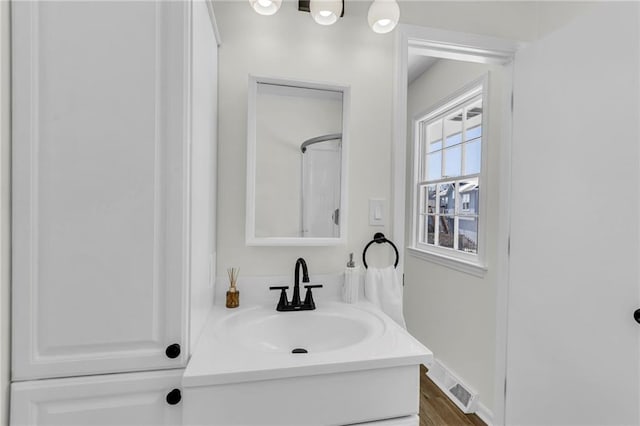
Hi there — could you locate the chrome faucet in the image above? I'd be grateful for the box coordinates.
[269,257,323,311]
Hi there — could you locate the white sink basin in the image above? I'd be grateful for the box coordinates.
[184,301,432,388]
[216,304,386,353]
[183,300,433,425]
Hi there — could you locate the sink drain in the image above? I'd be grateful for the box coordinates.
[291,348,308,354]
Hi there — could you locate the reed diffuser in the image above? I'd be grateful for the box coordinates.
[226,267,240,308]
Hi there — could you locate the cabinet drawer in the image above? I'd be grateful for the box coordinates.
[11,369,183,426]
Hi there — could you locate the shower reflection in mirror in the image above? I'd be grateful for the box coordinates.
[246,76,349,246]
[301,133,342,238]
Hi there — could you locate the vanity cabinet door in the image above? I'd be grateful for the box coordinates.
[10,369,183,426]
[11,0,190,380]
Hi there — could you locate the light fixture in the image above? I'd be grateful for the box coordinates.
[249,0,282,16]
[309,0,343,26]
[367,0,400,34]
[294,0,398,34]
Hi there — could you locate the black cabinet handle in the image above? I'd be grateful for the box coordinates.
[165,343,181,359]
[634,309,640,324]
[166,389,181,405]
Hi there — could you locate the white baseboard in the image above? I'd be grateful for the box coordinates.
[475,401,494,426]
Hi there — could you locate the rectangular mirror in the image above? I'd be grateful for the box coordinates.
[246,76,349,246]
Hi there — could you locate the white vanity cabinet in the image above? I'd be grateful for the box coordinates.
[11,369,184,426]
[11,0,217,418]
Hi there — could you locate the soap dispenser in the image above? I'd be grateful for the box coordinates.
[343,253,359,304]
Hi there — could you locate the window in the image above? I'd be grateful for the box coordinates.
[461,193,470,211]
[412,82,485,265]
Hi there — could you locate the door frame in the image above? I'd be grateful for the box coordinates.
[391,23,522,425]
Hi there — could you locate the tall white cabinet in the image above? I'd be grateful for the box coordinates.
[10,0,218,423]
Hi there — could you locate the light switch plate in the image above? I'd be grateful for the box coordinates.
[369,199,385,226]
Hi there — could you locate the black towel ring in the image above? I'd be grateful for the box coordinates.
[362,232,399,269]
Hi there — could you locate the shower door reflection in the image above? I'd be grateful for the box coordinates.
[301,136,342,238]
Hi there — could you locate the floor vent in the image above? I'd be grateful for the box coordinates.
[426,359,478,414]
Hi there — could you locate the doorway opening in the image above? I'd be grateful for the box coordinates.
[391,25,520,426]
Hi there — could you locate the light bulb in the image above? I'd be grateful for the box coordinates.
[249,0,282,16]
[310,0,343,26]
[367,0,400,34]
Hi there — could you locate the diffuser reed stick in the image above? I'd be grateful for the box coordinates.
[227,268,239,291]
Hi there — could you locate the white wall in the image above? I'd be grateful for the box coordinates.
[0,1,9,423]
[397,1,593,42]
[213,0,587,278]
[507,3,640,424]
[404,59,508,413]
[189,0,218,354]
[214,1,395,277]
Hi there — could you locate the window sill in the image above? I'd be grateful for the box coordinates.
[406,247,487,278]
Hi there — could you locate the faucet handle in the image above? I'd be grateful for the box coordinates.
[269,286,289,311]
[304,284,323,289]
[303,284,323,309]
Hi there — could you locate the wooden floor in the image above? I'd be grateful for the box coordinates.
[419,365,486,426]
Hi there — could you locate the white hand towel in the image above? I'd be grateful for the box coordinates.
[364,266,406,329]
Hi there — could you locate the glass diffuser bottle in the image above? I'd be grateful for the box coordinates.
[226,267,240,308]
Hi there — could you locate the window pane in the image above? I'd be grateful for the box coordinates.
[437,216,455,249]
[429,140,442,153]
[465,99,482,132]
[445,133,462,147]
[419,215,435,245]
[459,177,479,215]
[458,217,478,254]
[426,215,435,244]
[427,184,436,214]
[437,183,455,215]
[426,152,441,180]
[466,125,481,141]
[464,139,481,175]
[443,145,461,177]
[444,110,463,147]
[419,184,436,214]
[427,121,442,152]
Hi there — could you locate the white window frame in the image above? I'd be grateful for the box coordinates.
[409,75,489,275]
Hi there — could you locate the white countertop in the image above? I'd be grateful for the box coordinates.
[183,301,432,388]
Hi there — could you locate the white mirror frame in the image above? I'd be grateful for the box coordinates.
[245,75,350,246]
